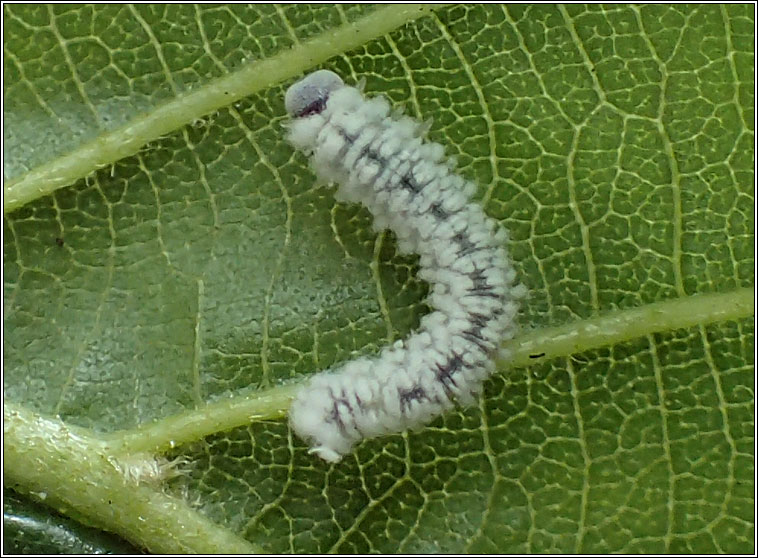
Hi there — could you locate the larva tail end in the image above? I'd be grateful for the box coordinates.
[309,446,343,463]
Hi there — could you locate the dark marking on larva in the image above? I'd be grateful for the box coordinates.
[529,352,546,359]
[326,386,355,435]
[460,328,492,353]
[453,233,478,256]
[399,385,428,412]
[353,140,388,174]
[400,170,422,193]
[469,270,490,290]
[467,312,492,330]
[298,97,328,117]
[467,279,500,298]
[435,353,464,395]
[329,399,353,435]
[406,173,436,194]
[430,203,449,220]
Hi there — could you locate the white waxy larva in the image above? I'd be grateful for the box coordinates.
[285,69,524,463]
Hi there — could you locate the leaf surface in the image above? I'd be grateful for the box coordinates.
[3,4,754,554]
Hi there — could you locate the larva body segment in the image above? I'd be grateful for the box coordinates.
[285,70,523,462]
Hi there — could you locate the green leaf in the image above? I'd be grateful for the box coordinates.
[3,4,754,554]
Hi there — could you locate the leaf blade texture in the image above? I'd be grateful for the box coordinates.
[3,4,754,554]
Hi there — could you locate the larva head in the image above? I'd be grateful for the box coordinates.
[285,70,344,118]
